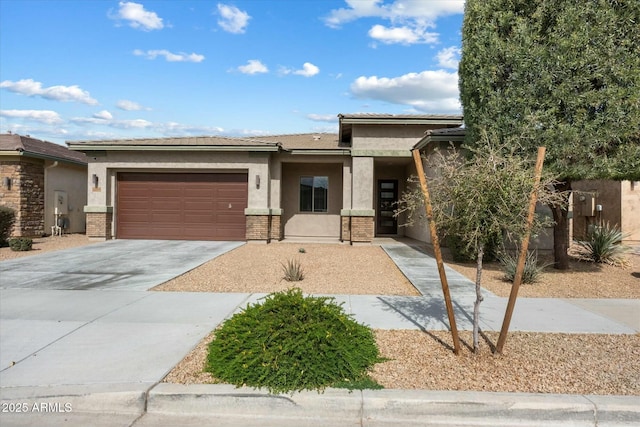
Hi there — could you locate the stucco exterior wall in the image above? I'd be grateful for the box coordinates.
[44,160,87,233]
[574,180,640,242]
[621,181,640,242]
[351,157,374,210]
[85,150,270,208]
[571,180,623,240]
[281,162,342,238]
[352,124,444,151]
[402,160,430,243]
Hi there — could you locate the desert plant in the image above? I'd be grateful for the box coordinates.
[282,258,304,281]
[0,206,16,247]
[298,247,306,253]
[499,250,550,284]
[573,222,630,266]
[206,288,384,394]
[8,237,33,252]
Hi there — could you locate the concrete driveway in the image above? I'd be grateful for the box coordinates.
[0,240,244,291]
[0,240,251,401]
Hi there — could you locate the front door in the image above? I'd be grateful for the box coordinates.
[377,179,398,235]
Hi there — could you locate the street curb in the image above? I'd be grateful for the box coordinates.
[147,384,362,424]
[146,384,640,426]
[0,385,146,415]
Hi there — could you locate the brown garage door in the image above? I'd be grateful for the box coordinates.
[117,173,247,240]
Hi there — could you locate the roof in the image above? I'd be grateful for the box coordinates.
[338,113,463,143]
[428,127,466,136]
[0,133,88,165]
[248,133,345,152]
[413,127,466,150]
[67,135,280,152]
[67,133,348,155]
[338,113,463,122]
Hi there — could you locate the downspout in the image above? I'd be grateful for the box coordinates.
[44,161,59,233]
[45,161,59,171]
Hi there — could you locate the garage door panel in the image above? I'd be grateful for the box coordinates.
[119,200,150,210]
[150,188,183,198]
[184,200,215,210]
[117,173,247,240]
[150,201,183,211]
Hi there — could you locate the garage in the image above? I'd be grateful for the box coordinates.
[116,172,248,240]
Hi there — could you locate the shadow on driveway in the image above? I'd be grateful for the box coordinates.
[0,240,244,291]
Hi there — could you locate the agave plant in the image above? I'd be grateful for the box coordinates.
[499,250,551,284]
[282,258,304,282]
[573,222,630,266]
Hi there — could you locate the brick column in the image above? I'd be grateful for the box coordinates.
[269,214,282,241]
[84,206,113,240]
[341,216,351,242]
[351,216,374,243]
[246,215,269,241]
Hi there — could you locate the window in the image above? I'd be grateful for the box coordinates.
[300,176,328,212]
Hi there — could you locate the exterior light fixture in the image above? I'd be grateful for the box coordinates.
[256,174,260,189]
[2,177,11,190]
[92,174,99,188]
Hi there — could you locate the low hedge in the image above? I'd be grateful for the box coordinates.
[206,288,384,394]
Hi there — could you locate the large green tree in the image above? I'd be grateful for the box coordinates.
[459,0,640,269]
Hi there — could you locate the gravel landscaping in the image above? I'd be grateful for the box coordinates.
[165,328,640,396]
[0,233,96,261]
[154,243,420,296]
[4,236,638,395]
[448,252,640,299]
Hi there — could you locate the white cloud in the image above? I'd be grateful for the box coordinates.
[325,0,464,27]
[325,0,463,45]
[0,109,63,124]
[237,59,268,74]
[114,1,164,31]
[0,79,98,105]
[69,113,225,136]
[280,62,320,77]
[116,99,149,111]
[307,114,337,122]
[217,3,250,34]
[133,49,205,62]
[368,24,438,45]
[294,62,320,77]
[93,110,113,120]
[436,46,461,69]
[350,70,461,113]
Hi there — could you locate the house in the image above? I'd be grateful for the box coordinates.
[0,133,88,237]
[67,114,463,243]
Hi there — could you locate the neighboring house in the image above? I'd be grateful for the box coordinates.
[0,133,88,237]
[572,180,640,243]
[67,114,463,243]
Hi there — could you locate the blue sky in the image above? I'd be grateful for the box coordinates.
[0,0,464,145]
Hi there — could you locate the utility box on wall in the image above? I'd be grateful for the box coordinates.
[54,190,68,215]
[579,193,595,217]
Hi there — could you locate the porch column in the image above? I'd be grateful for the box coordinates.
[269,157,283,241]
[349,156,375,243]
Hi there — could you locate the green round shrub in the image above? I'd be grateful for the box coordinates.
[0,206,16,247]
[9,237,32,252]
[206,288,383,394]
